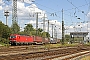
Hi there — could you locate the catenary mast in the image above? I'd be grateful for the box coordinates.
[12,0,17,24]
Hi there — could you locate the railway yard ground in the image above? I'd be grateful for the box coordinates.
[0,43,90,60]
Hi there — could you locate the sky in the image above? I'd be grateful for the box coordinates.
[0,0,90,39]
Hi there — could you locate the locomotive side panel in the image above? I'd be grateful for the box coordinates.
[9,34,34,45]
[14,35,34,44]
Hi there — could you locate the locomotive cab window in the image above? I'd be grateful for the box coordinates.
[10,36,16,38]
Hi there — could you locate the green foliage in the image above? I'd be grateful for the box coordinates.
[42,32,46,37]
[18,31,25,35]
[36,31,41,36]
[46,32,50,37]
[19,24,50,37]
[41,32,50,38]
[65,34,70,38]
[0,37,10,44]
[0,21,5,37]
[65,34,70,42]
[24,24,34,35]
[30,30,36,36]
[0,21,11,39]
[0,21,11,45]
[11,22,20,34]
[2,25,11,39]
[38,28,43,32]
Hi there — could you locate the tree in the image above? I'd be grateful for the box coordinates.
[65,34,70,42]
[2,25,11,39]
[0,21,11,44]
[38,28,43,32]
[11,22,20,34]
[24,24,34,35]
[46,32,50,38]
[41,32,50,38]
[37,28,43,36]
[30,30,36,36]
[0,21,5,37]
[0,21,11,39]
[18,31,25,35]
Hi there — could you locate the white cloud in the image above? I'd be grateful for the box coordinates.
[20,0,35,4]
[16,1,49,33]
[17,2,47,20]
[0,6,2,10]
[0,0,4,10]
[87,12,90,18]
[0,0,47,23]
[28,20,36,24]
[0,0,3,4]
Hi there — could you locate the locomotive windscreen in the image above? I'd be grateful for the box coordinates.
[10,36,16,38]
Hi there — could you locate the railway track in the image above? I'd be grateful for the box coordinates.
[0,45,90,60]
[49,51,90,60]
[0,45,45,56]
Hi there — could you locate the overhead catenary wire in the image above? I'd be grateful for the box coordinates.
[85,0,88,5]
[4,0,88,25]
[4,0,90,19]
[34,2,76,22]
[87,0,90,14]
[4,0,88,22]
[67,0,87,16]
[64,3,89,12]
[34,1,90,21]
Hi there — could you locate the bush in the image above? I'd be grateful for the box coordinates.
[0,37,10,44]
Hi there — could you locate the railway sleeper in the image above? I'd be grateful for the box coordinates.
[51,51,90,60]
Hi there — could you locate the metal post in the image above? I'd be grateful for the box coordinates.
[43,14,45,32]
[54,21,57,40]
[51,24,54,38]
[47,20,49,34]
[47,20,50,43]
[4,10,9,25]
[36,12,38,36]
[62,9,64,45]
[54,26,57,41]
[36,12,40,36]
[87,21,88,32]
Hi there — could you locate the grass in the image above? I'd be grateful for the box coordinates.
[81,56,90,60]
[26,43,79,50]
[84,42,90,46]
[0,42,10,47]
[44,43,79,49]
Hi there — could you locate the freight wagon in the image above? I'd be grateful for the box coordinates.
[9,34,50,45]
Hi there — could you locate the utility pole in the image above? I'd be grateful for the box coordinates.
[43,14,46,32]
[4,10,9,25]
[47,20,49,34]
[54,21,57,41]
[36,12,41,36]
[47,20,50,42]
[51,24,54,38]
[62,9,64,45]
[54,26,57,40]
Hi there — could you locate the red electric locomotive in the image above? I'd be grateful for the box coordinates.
[9,34,49,45]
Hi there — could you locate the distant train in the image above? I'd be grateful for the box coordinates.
[9,34,60,45]
[50,38,60,44]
